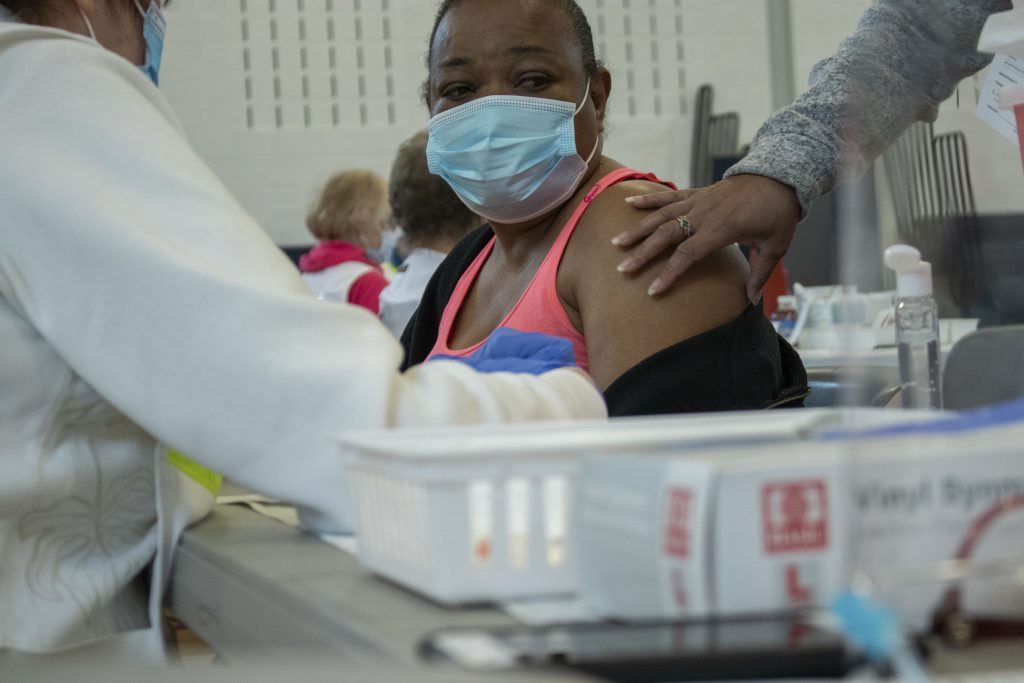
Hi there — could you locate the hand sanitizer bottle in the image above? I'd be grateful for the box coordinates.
[884,245,942,410]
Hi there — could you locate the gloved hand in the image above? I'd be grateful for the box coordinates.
[433,327,578,375]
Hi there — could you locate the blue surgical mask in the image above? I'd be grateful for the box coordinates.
[132,0,166,86]
[78,1,165,86]
[426,80,599,224]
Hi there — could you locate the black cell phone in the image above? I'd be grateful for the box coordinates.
[419,614,856,682]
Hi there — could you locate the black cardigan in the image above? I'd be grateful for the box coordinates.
[401,225,809,416]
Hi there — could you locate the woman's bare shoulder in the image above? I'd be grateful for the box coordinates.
[561,175,752,389]
[569,175,746,279]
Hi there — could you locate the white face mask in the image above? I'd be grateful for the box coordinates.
[368,228,402,264]
[426,79,599,225]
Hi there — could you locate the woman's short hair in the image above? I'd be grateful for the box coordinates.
[388,131,477,247]
[306,170,388,243]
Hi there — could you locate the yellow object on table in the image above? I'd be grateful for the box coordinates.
[167,448,223,497]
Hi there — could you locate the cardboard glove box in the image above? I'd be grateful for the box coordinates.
[575,443,849,620]
[575,421,1024,631]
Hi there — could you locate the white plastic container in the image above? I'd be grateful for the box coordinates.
[576,443,851,620]
[339,410,884,605]
[574,454,718,619]
[575,414,1024,630]
[712,445,851,615]
[823,420,1024,632]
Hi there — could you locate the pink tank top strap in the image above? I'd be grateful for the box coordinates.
[429,168,676,371]
[546,168,671,258]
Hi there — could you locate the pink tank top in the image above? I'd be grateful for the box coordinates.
[427,168,676,371]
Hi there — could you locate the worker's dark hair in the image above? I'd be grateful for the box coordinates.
[1,0,55,22]
[422,0,604,104]
[1,0,168,24]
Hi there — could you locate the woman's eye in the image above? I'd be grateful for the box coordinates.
[441,84,473,99]
[517,75,550,90]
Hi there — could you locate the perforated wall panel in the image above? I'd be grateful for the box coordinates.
[161,1,774,243]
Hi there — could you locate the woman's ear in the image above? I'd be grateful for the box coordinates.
[592,68,612,133]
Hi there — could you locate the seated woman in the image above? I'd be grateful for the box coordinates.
[299,169,393,314]
[380,130,482,338]
[403,0,808,416]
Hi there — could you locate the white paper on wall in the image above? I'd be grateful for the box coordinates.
[976,54,1024,143]
[978,1,1024,59]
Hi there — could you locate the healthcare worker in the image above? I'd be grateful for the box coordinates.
[615,0,1013,302]
[0,0,605,658]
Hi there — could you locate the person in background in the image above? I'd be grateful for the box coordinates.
[380,130,481,338]
[0,0,604,657]
[299,169,394,314]
[403,0,808,416]
[615,0,1012,302]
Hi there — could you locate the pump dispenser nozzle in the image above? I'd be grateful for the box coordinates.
[884,245,933,298]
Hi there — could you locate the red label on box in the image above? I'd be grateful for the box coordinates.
[663,487,693,558]
[785,564,815,604]
[670,566,688,609]
[761,481,829,554]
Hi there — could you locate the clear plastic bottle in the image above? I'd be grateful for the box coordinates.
[770,295,799,340]
[884,245,942,410]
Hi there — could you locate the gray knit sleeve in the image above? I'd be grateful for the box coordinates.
[725,0,1010,217]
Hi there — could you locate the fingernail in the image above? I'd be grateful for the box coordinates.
[648,280,663,296]
[618,259,636,273]
[752,289,764,306]
[611,235,623,246]
[624,196,636,205]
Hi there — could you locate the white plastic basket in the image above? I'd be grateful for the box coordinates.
[339,409,925,605]
[350,444,580,603]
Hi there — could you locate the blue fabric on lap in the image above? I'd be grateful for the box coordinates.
[433,327,578,376]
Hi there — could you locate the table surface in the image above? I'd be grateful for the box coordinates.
[170,504,1024,681]
[168,503,596,680]
[798,345,955,369]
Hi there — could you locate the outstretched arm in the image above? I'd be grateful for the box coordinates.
[1,39,606,534]
[728,0,1009,212]
[618,0,1010,301]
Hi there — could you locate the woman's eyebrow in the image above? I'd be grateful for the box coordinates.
[504,45,558,58]
[438,45,558,71]
[439,56,473,69]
